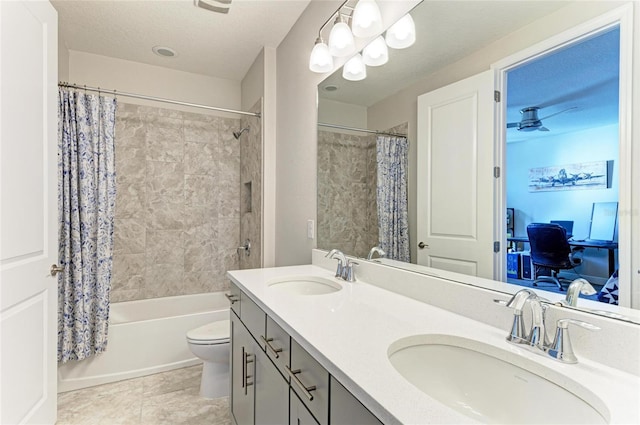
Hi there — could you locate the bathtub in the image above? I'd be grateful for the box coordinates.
[57,292,229,393]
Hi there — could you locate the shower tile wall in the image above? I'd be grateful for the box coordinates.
[317,130,378,258]
[239,100,262,270]
[112,103,241,302]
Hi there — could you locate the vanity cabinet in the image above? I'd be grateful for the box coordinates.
[229,282,381,425]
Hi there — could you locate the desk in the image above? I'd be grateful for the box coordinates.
[507,237,618,277]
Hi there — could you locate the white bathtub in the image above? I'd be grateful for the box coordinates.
[57,292,229,393]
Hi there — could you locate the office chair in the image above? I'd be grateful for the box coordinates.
[526,223,583,290]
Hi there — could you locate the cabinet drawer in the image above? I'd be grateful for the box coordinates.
[227,281,241,316]
[290,389,320,425]
[241,291,266,347]
[289,340,329,425]
[262,316,290,380]
[329,377,382,425]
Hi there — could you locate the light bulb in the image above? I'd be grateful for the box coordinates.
[309,38,333,73]
[328,17,356,57]
[362,35,388,66]
[385,14,416,49]
[342,54,367,81]
[351,0,383,38]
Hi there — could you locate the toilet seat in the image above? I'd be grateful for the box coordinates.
[187,320,230,345]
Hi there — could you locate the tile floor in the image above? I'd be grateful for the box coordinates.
[56,365,231,425]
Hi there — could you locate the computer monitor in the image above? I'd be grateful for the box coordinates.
[550,220,573,238]
[588,202,618,241]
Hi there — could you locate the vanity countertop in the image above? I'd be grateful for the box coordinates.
[227,264,640,424]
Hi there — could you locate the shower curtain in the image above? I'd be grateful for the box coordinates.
[57,88,117,363]
[376,135,410,262]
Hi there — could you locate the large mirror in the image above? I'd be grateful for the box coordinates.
[317,0,639,323]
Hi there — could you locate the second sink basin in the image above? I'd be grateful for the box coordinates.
[267,275,342,295]
[388,334,608,424]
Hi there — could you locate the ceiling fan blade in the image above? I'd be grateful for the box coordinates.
[506,122,519,128]
[539,106,578,121]
[537,78,617,109]
[538,126,550,132]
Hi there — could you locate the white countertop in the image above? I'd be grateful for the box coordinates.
[227,264,640,424]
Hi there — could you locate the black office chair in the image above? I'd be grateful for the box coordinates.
[526,223,582,290]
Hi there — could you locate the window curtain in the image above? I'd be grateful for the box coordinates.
[376,135,410,262]
[57,88,117,363]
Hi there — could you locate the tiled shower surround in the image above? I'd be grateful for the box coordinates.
[111,103,243,302]
[317,122,409,259]
[317,130,378,258]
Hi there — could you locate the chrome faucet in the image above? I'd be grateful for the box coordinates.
[497,288,599,363]
[325,249,358,281]
[367,246,386,260]
[564,278,597,307]
[325,249,347,278]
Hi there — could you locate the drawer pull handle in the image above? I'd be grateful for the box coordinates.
[285,366,316,401]
[225,293,239,304]
[242,347,254,395]
[260,335,283,359]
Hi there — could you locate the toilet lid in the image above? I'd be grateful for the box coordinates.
[187,320,230,343]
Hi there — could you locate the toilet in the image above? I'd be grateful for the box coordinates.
[186,319,230,399]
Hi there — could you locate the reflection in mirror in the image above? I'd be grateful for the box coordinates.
[316,1,638,322]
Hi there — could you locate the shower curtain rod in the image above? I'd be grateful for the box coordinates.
[58,82,261,118]
[318,122,406,138]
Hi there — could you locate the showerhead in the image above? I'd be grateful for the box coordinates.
[233,127,250,139]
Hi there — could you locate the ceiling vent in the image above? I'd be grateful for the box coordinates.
[194,0,232,14]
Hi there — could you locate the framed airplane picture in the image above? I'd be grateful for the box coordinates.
[528,160,611,192]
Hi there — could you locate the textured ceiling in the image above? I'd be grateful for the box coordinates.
[53,0,312,81]
[319,1,619,140]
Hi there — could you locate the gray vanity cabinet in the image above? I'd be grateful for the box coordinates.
[230,312,255,425]
[229,282,381,425]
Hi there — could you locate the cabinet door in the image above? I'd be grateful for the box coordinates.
[254,347,288,425]
[290,389,320,425]
[329,377,382,425]
[231,312,255,425]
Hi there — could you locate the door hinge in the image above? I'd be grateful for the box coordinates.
[494,90,501,102]
[494,166,500,178]
[494,241,500,253]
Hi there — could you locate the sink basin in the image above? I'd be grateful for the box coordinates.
[388,335,608,424]
[267,275,342,295]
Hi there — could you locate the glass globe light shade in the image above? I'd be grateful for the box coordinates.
[309,38,333,73]
[351,0,383,38]
[362,36,388,66]
[329,18,356,57]
[342,53,367,81]
[385,14,416,49]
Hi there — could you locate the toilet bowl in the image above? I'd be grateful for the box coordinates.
[186,319,230,399]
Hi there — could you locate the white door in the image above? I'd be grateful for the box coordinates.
[416,70,495,279]
[1,1,58,424]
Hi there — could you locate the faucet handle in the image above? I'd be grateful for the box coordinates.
[342,260,359,282]
[547,318,600,364]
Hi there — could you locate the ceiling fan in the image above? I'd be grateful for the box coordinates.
[507,106,577,132]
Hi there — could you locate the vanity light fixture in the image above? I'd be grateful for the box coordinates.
[309,37,334,73]
[329,14,356,57]
[342,53,367,81]
[351,0,383,38]
[362,35,388,66]
[385,13,416,49]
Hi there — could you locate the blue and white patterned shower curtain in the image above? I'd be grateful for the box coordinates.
[376,135,410,262]
[58,88,117,363]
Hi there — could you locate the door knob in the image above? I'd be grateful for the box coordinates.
[50,264,64,276]
[418,242,428,249]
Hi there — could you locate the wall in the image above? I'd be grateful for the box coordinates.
[275,0,418,266]
[317,130,377,258]
[69,51,241,115]
[367,1,628,265]
[68,51,247,301]
[239,100,263,270]
[111,102,240,302]
[507,124,619,279]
